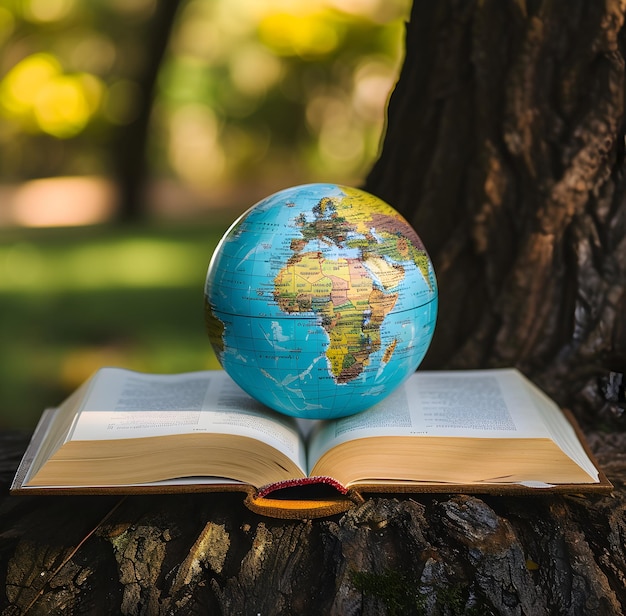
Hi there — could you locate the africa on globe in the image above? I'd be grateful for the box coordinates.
[204,183,438,420]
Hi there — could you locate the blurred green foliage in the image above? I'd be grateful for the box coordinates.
[0,0,409,188]
[0,222,229,429]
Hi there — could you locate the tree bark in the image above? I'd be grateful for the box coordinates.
[0,432,624,616]
[366,0,626,430]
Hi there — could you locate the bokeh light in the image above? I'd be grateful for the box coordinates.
[0,0,410,209]
[0,53,105,138]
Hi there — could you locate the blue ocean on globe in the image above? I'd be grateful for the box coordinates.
[204,183,438,419]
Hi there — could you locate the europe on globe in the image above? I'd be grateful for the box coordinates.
[204,183,438,419]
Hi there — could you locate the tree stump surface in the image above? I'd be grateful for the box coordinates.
[0,430,624,615]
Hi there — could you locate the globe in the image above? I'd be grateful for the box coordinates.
[204,183,438,419]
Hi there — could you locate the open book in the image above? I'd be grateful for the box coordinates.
[11,367,611,518]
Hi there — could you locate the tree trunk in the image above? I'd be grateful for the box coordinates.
[366,0,626,430]
[111,0,182,222]
[0,432,624,616]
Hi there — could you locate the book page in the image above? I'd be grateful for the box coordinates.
[307,369,556,472]
[522,378,599,479]
[67,368,307,474]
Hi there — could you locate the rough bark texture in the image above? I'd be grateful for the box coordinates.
[0,432,624,615]
[365,0,626,430]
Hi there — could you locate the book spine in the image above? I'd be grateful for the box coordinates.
[256,475,349,498]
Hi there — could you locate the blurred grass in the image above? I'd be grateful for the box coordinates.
[0,221,231,431]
